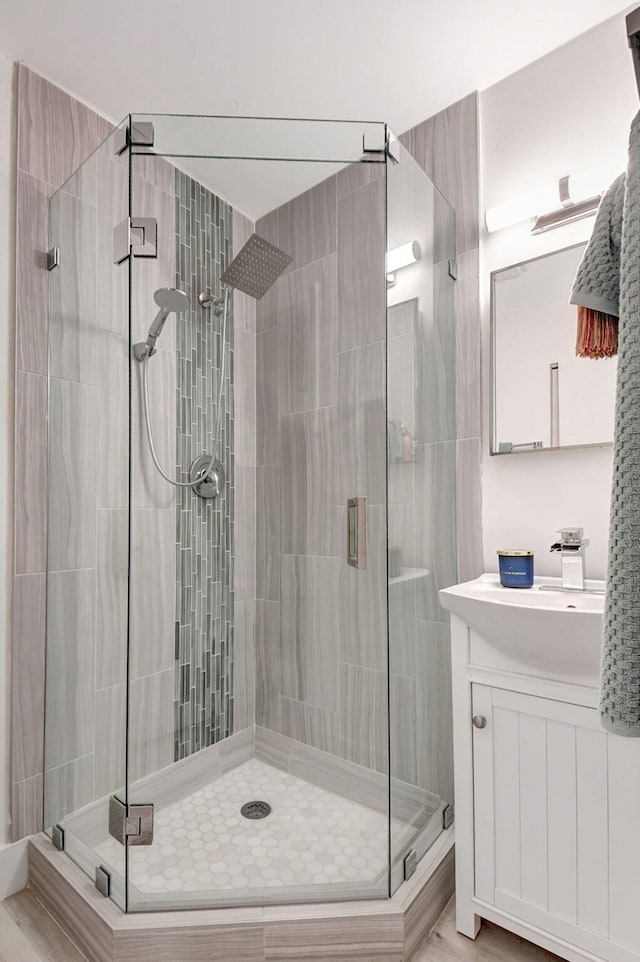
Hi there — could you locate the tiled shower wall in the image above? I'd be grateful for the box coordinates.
[400,92,483,587]
[254,164,390,774]
[253,96,482,795]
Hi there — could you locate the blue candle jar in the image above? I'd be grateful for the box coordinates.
[497,550,534,588]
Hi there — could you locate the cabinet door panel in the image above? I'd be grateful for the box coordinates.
[519,712,548,908]
[546,719,578,923]
[576,726,609,936]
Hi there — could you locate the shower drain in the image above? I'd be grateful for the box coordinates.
[240,800,272,820]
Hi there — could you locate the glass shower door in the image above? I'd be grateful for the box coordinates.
[386,142,457,892]
[44,123,130,908]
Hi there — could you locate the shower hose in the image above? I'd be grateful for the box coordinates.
[140,286,229,490]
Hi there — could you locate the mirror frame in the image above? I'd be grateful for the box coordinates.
[489,241,615,457]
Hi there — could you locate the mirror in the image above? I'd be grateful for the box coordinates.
[491,243,616,455]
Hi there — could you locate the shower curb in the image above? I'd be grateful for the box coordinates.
[27,829,454,962]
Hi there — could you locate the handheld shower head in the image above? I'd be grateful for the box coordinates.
[134,287,190,361]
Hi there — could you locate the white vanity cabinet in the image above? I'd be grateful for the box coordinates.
[448,609,640,962]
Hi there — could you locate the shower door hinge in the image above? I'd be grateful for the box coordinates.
[448,258,458,281]
[113,121,155,155]
[47,246,60,271]
[113,216,158,264]
[108,795,154,846]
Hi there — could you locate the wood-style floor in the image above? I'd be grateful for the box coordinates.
[0,889,562,962]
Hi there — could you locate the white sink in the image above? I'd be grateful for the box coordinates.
[439,573,605,679]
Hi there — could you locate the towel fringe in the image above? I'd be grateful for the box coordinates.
[576,306,618,359]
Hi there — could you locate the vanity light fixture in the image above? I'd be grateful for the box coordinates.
[485,163,622,234]
[386,240,422,285]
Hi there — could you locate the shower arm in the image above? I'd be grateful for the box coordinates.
[627,7,640,98]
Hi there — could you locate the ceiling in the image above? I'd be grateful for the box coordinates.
[0,0,632,218]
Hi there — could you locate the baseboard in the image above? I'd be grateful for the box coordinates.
[0,837,28,900]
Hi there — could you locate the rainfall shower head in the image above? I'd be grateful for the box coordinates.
[221,233,292,299]
[133,287,190,361]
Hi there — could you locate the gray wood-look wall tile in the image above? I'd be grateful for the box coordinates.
[288,738,388,815]
[95,330,129,510]
[388,577,418,679]
[278,254,338,417]
[415,620,454,803]
[235,464,257,603]
[336,160,384,199]
[281,555,340,713]
[433,185,457,265]
[275,697,338,756]
[15,171,49,376]
[337,341,386,506]
[47,377,97,572]
[388,329,415,444]
[254,725,292,772]
[12,574,45,782]
[44,569,96,769]
[263,915,404,961]
[256,465,280,601]
[255,601,282,732]
[232,209,257,334]
[44,754,94,828]
[17,65,112,189]
[455,248,481,441]
[257,327,279,465]
[131,151,175,198]
[339,504,386,672]
[417,260,456,444]
[96,153,128,339]
[131,346,176,510]
[114,925,265,962]
[130,175,176,349]
[11,774,43,842]
[14,371,47,574]
[94,684,126,799]
[129,669,174,784]
[277,175,337,275]
[337,177,386,353]
[390,675,417,785]
[279,407,339,557]
[129,509,175,678]
[233,602,256,732]
[413,441,458,623]
[96,510,128,689]
[48,189,97,386]
[400,92,479,256]
[456,437,483,584]
[235,329,256,466]
[338,663,387,773]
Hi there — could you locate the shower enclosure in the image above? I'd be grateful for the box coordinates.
[43,114,457,912]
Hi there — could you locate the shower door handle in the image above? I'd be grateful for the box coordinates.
[347,497,367,569]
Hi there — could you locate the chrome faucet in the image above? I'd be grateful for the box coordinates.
[549,527,590,591]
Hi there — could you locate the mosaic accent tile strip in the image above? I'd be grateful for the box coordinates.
[174,170,234,759]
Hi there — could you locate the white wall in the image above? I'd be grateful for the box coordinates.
[0,51,15,848]
[479,9,638,580]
